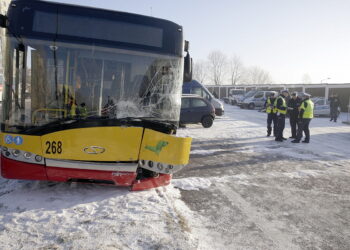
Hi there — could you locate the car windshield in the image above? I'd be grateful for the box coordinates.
[244,91,257,98]
[2,37,183,133]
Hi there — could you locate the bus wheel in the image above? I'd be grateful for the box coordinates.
[201,116,213,128]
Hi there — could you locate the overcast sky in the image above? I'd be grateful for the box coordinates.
[46,0,350,84]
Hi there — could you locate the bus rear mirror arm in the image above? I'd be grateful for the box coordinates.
[183,52,192,82]
[0,14,7,28]
[184,40,189,52]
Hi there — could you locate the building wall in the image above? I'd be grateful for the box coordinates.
[329,88,350,111]
[205,84,350,112]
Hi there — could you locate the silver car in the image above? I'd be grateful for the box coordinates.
[241,91,278,109]
[313,97,340,117]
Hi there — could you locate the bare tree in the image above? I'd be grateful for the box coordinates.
[244,66,273,84]
[207,50,227,85]
[228,55,244,85]
[301,73,312,84]
[192,60,208,84]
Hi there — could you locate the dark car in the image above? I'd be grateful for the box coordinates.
[180,95,215,128]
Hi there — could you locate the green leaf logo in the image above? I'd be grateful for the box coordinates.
[145,140,169,155]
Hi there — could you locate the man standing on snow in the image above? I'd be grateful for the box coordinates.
[292,93,314,143]
[274,90,289,142]
[264,92,277,136]
[287,92,301,139]
[329,93,341,122]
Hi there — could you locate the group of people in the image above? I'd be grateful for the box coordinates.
[265,91,314,143]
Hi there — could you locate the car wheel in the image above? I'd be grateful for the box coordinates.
[248,103,255,109]
[201,116,213,128]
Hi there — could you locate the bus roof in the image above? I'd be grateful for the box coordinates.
[11,0,182,28]
[7,0,184,56]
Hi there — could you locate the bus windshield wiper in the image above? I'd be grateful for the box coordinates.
[122,117,177,130]
[22,117,83,133]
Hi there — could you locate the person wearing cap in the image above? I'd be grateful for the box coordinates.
[274,90,289,142]
[264,92,277,136]
[287,92,302,139]
[292,93,314,143]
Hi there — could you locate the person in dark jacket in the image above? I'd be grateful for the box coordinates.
[264,93,277,136]
[287,92,302,138]
[329,93,341,122]
[274,90,289,142]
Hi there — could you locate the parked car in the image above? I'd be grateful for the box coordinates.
[312,97,340,117]
[222,97,230,104]
[228,89,245,105]
[241,91,278,109]
[180,95,215,128]
[182,80,224,116]
[237,90,258,107]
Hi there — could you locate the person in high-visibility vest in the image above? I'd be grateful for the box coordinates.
[292,93,314,143]
[274,90,289,142]
[264,93,277,136]
[77,102,88,118]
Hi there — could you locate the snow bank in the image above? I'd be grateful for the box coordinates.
[0,180,207,249]
[172,177,212,191]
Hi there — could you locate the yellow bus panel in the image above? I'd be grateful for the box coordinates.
[139,129,192,165]
[0,133,43,155]
[41,127,143,161]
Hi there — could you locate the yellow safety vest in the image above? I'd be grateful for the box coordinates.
[274,96,287,115]
[70,103,77,116]
[266,98,275,114]
[79,106,88,117]
[300,99,314,119]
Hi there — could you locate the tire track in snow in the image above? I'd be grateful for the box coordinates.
[215,183,299,250]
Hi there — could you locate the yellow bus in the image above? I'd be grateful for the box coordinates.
[0,0,192,190]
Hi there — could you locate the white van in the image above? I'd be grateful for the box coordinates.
[241,91,278,109]
[228,88,245,105]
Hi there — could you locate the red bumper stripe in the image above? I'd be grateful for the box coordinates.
[1,156,172,190]
[131,174,172,191]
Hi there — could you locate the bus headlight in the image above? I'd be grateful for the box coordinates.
[24,152,32,159]
[35,155,43,162]
[12,149,21,157]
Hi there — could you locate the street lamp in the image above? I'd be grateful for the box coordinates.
[321,77,331,83]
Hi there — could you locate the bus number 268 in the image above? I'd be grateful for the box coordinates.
[45,141,63,154]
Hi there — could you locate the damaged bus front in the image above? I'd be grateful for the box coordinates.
[0,0,192,190]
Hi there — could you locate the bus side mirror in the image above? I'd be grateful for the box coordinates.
[0,14,7,28]
[184,40,189,52]
[183,52,192,82]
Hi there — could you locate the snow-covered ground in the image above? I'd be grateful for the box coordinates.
[1,105,350,249]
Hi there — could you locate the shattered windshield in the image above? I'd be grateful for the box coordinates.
[2,37,183,133]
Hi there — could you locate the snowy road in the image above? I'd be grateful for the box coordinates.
[175,105,350,250]
[1,105,350,249]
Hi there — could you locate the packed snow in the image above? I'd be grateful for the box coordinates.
[1,104,350,249]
